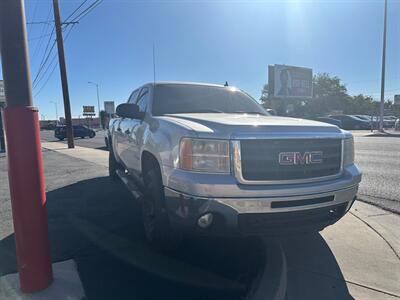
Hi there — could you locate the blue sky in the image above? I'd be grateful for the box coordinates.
[1,0,400,120]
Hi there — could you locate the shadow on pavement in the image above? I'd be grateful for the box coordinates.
[280,233,354,300]
[0,175,353,299]
[0,177,262,300]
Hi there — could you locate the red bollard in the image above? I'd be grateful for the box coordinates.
[3,106,53,293]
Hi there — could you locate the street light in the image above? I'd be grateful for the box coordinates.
[50,100,58,124]
[88,81,100,117]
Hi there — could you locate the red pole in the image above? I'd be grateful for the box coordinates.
[0,0,53,293]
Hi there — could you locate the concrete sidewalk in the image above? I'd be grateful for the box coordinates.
[41,141,400,299]
[41,141,108,167]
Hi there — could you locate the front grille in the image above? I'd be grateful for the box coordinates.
[240,139,342,181]
[238,203,347,234]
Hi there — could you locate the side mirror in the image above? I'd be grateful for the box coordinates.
[116,103,143,119]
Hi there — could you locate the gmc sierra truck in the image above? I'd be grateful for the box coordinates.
[107,82,361,249]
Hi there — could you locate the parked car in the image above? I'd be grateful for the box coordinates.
[353,115,379,129]
[315,117,342,128]
[383,116,397,128]
[329,115,371,130]
[395,118,400,131]
[55,125,96,140]
[106,82,361,250]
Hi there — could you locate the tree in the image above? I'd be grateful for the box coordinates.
[259,72,386,117]
[260,83,269,106]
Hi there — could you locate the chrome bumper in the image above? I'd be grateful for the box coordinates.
[163,184,358,234]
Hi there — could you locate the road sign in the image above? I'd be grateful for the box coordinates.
[83,105,95,116]
[0,80,5,103]
[104,101,115,114]
[268,64,313,99]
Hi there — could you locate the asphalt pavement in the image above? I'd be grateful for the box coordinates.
[40,129,107,150]
[354,135,400,214]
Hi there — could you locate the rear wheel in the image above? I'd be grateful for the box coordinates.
[89,132,95,138]
[142,165,182,251]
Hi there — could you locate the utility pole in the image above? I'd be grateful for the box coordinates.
[52,0,74,147]
[379,0,388,132]
[88,81,101,117]
[0,0,53,292]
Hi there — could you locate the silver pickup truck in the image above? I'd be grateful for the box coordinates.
[107,82,361,249]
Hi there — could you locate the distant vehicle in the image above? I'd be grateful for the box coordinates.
[315,117,342,127]
[41,123,57,130]
[329,115,371,130]
[353,115,372,122]
[55,125,96,140]
[352,115,378,129]
[383,116,397,128]
[395,118,400,131]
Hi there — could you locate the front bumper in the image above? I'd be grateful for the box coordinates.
[164,184,358,236]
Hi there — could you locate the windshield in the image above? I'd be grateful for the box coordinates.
[152,84,268,116]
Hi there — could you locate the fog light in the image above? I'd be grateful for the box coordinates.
[198,213,213,228]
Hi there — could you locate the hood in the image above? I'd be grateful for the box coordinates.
[158,113,344,139]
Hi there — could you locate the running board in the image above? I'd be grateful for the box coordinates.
[116,169,144,201]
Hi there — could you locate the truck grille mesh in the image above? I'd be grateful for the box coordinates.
[240,139,342,181]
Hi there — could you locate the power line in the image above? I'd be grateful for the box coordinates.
[64,0,90,22]
[32,28,56,87]
[27,21,53,25]
[29,32,53,42]
[27,0,39,36]
[34,25,76,98]
[70,0,103,23]
[33,26,70,89]
[31,6,52,64]
[33,0,103,97]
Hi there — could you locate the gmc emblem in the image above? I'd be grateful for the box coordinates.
[278,151,323,165]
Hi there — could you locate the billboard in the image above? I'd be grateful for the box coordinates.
[268,64,313,98]
[394,95,400,106]
[0,80,5,104]
[104,101,115,114]
[83,105,95,116]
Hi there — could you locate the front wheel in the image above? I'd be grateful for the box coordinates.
[109,148,122,181]
[142,167,182,251]
[89,132,95,138]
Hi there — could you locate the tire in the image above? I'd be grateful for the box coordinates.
[58,137,65,141]
[109,148,122,181]
[142,166,182,251]
[89,132,95,138]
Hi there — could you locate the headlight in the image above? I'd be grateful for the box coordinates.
[180,138,230,173]
[343,137,354,167]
